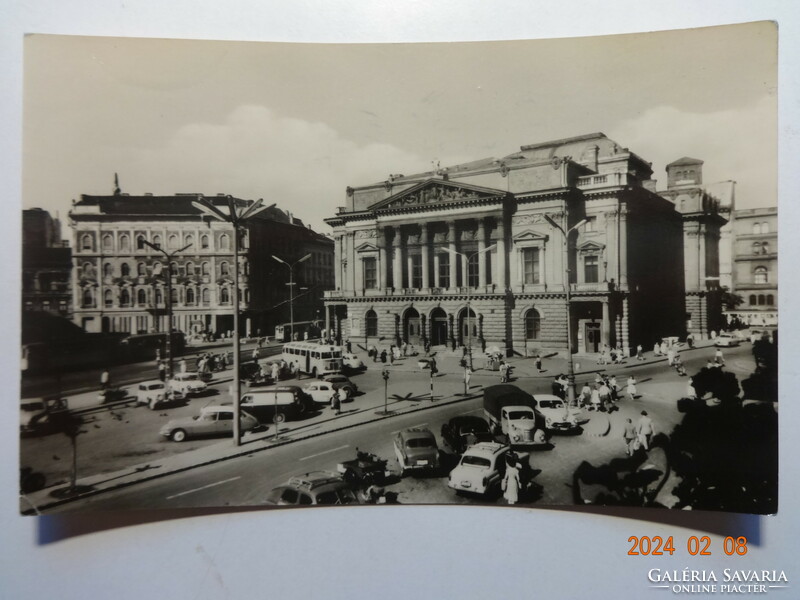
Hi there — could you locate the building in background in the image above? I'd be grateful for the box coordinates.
[323,133,707,358]
[22,208,72,317]
[726,207,778,327]
[68,192,333,338]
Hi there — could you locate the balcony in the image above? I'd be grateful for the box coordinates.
[323,285,506,300]
[575,172,627,189]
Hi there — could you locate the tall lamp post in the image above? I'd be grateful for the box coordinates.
[271,253,312,343]
[544,215,588,407]
[192,196,274,447]
[446,244,496,370]
[142,240,192,379]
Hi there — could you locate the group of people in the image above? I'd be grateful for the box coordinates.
[622,411,655,454]
[596,345,627,366]
[368,342,419,364]
[196,352,229,375]
[575,373,638,411]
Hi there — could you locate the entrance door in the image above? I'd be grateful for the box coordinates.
[585,322,600,353]
[430,308,448,346]
[404,308,421,345]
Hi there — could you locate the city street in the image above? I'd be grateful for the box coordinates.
[22,342,760,513]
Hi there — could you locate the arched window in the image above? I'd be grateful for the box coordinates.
[121,262,130,277]
[155,288,163,305]
[201,234,210,249]
[168,234,179,249]
[202,288,210,304]
[82,262,94,277]
[170,261,179,276]
[757,294,766,306]
[119,234,130,252]
[220,287,230,304]
[103,263,113,278]
[185,234,194,249]
[137,262,146,277]
[220,261,230,276]
[365,309,378,337]
[524,309,541,340]
[201,262,210,276]
[185,261,195,276]
[136,235,146,250]
[762,222,770,234]
[120,288,130,306]
[766,294,775,306]
[219,234,230,251]
[752,242,762,255]
[137,289,147,305]
[82,288,93,307]
[753,223,762,235]
[171,288,178,304]
[102,234,113,252]
[754,267,768,284]
[152,235,162,249]
[81,234,93,251]
[186,288,195,305]
[749,294,757,306]
[104,289,113,307]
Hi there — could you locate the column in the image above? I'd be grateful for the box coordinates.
[601,299,610,347]
[619,208,628,287]
[433,252,441,288]
[348,232,356,293]
[421,223,430,290]
[392,227,403,289]
[448,221,457,289]
[478,219,487,287]
[378,228,389,290]
[325,305,331,335]
[495,218,506,290]
[406,251,413,290]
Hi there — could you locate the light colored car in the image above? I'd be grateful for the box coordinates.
[342,353,365,370]
[715,333,741,347]
[136,380,184,410]
[393,428,439,476]
[264,471,361,506]
[534,394,581,432]
[302,381,337,404]
[159,405,259,442]
[448,442,519,496]
[169,372,208,396]
[322,374,358,395]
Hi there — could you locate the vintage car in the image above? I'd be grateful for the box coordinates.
[534,394,582,432]
[169,372,208,397]
[342,353,365,371]
[159,405,259,442]
[336,449,391,485]
[714,332,741,347]
[264,471,361,506]
[322,374,358,395]
[20,397,69,437]
[136,380,185,410]
[440,416,494,454]
[302,381,338,405]
[393,428,439,476]
[447,442,526,496]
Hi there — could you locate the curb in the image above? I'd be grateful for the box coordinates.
[21,389,484,514]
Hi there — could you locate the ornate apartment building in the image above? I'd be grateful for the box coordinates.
[323,133,721,357]
[22,208,72,317]
[69,193,333,337]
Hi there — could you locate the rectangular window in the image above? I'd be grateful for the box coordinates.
[584,255,599,283]
[584,216,596,232]
[438,253,450,288]
[522,248,540,284]
[411,254,422,288]
[467,253,479,287]
[363,257,377,289]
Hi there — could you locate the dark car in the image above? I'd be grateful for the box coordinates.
[440,416,494,454]
[264,471,361,506]
[393,428,439,476]
[322,374,358,395]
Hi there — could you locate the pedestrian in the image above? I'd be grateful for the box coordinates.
[609,375,619,402]
[626,376,637,401]
[609,347,617,364]
[666,348,675,366]
[686,378,697,399]
[686,332,695,349]
[535,354,543,372]
[252,348,259,363]
[100,369,110,390]
[660,341,668,356]
[158,361,166,382]
[155,348,162,364]
[623,418,637,456]
[710,330,717,340]
[636,410,654,450]
[380,349,387,363]
[346,339,352,353]
[430,356,438,376]
[220,353,228,370]
[653,342,660,356]
[598,380,611,411]
[714,347,725,365]
[464,366,472,390]
[502,457,521,505]
[597,348,607,365]
[330,388,341,415]
[389,346,395,365]
[636,344,644,361]
[339,385,350,403]
[580,382,592,407]
[499,361,508,383]
[271,362,280,383]
[402,342,408,357]
[179,358,187,373]
[552,376,564,399]
[590,385,602,411]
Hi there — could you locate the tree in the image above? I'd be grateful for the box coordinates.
[720,286,744,311]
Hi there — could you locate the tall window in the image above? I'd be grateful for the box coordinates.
[749,294,757,306]
[81,234,93,251]
[104,289,113,307]
[753,223,762,235]
[120,234,130,252]
[767,294,775,306]
[120,289,130,307]
[220,287,230,304]
[220,234,230,251]
[185,261,195,276]
[82,288,93,307]
[171,288,178,304]
[137,289,147,305]
[411,254,423,288]
[467,253,479,287]
[438,253,450,288]
[201,262,210,276]
[170,261,179,276]
[137,235,146,250]
[121,262,130,277]
[103,263,113,278]
[363,257,377,289]
[186,288,195,305]
[137,262,146,277]
[220,261,230,276]
[762,222,770,234]
[524,309,541,340]
[201,235,210,249]
[102,234,113,252]
[202,288,210,304]
[757,294,766,306]
[82,262,94,278]
[584,255,599,283]
[522,248,540,284]
[155,288,163,305]
[152,235,162,249]
[365,309,378,337]
[168,234,179,249]
[185,234,194,249]
[754,267,768,284]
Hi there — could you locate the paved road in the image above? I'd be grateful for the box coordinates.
[43,344,757,512]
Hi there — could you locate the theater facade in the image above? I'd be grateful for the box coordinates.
[324,133,723,358]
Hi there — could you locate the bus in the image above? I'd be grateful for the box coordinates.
[281,341,342,378]
[274,321,321,343]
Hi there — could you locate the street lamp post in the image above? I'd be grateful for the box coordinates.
[376,368,390,416]
[192,196,274,447]
[446,244,496,370]
[544,215,588,407]
[271,253,312,343]
[142,240,192,379]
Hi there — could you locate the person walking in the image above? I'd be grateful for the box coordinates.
[636,411,654,450]
[345,339,352,353]
[636,344,644,361]
[271,362,281,383]
[389,346,395,365]
[252,348,259,363]
[714,347,725,365]
[380,349,387,364]
[626,376,638,401]
[598,380,611,411]
[666,347,675,366]
[580,382,592,407]
[653,342,661,356]
[686,378,697,399]
[330,388,341,416]
[623,418,637,456]
[499,361,508,383]
[686,332,695,349]
[464,366,472,390]
[590,385,602,412]
[179,358,187,373]
[158,361,166,382]
[535,354,543,372]
[609,375,619,403]
[100,370,110,391]
[502,458,521,505]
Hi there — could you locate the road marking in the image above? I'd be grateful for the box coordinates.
[458,409,482,416]
[391,423,427,434]
[299,444,350,461]
[166,476,241,500]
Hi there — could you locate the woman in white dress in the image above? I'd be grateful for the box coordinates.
[503,461,521,505]
[626,376,638,401]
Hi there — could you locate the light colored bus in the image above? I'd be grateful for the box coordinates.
[281,341,342,378]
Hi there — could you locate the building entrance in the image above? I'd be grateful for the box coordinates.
[585,322,601,353]
[404,308,421,345]
[430,307,448,346]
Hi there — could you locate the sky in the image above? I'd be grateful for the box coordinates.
[23,22,777,235]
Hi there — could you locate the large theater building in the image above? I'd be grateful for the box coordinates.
[324,133,722,358]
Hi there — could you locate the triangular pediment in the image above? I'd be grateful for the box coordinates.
[577,240,605,253]
[512,229,549,243]
[355,241,379,252]
[370,178,506,211]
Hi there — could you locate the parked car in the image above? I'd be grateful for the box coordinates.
[159,405,259,442]
[342,353,365,371]
[264,471,361,506]
[337,449,391,486]
[20,397,69,437]
[715,332,741,347]
[393,428,439,476]
[440,416,494,454]
[302,381,337,405]
[169,372,208,397]
[534,394,581,432]
[447,442,524,496]
[322,374,358,395]
[240,386,313,423]
[136,380,185,410]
